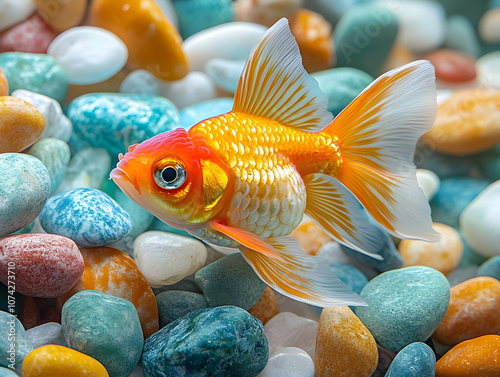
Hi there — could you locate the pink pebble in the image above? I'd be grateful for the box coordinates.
[0,234,84,298]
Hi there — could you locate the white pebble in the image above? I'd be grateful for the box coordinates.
[11,89,73,142]
[257,347,314,377]
[416,169,440,201]
[0,0,35,32]
[160,71,218,109]
[133,231,207,287]
[476,51,500,88]
[26,322,67,349]
[479,8,500,44]
[120,69,160,96]
[183,22,267,72]
[205,58,246,94]
[47,26,128,85]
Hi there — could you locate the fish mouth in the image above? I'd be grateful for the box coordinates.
[110,165,142,194]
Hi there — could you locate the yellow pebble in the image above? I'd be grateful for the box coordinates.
[398,222,463,276]
[35,0,87,32]
[0,96,45,153]
[0,68,8,96]
[315,306,378,377]
[289,216,332,255]
[22,345,109,377]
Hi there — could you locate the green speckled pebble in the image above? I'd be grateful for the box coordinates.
[0,311,32,374]
[0,52,68,102]
[61,290,143,377]
[355,266,450,352]
[28,138,70,194]
[157,290,209,328]
[0,154,50,237]
[142,306,268,377]
[385,342,436,377]
[195,253,266,310]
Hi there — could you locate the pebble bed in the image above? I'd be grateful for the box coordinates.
[1,0,500,376]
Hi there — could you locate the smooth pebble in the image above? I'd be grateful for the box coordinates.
[385,342,436,377]
[0,67,7,95]
[119,69,160,96]
[0,0,36,32]
[478,255,500,279]
[26,323,66,349]
[156,290,208,328]
[179,98,234,129]
[479,8,500,43]
[205,58,245,94]
[425,49,477,83]
[444,15,481,57]
[34,0,87,32]
[160,71,218,109]
[258,347,314,377]
[235,0,302,27]
[248,286,280,325]
[476,51,500,88]
[416,168,440,201]
[0,312,32,373]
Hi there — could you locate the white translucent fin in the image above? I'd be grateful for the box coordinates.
[304,173,384,260]
[239,236,366,307]
[232,18,332,132]
[324,60,439,241]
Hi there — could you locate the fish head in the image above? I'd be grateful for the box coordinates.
[110,128,232,226]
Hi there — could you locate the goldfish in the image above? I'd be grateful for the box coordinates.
[111,18,439,307]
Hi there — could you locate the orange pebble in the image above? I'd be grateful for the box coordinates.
[433,277,500,347]
[436,335,500,377]
[248,286,280,325]
[19,296,41,330]
[425,49,476,83]
[290,9,334,73]
[0,96,46,153]
[35,0,87,32]
[55,246,158,338]
[89,0,188,81]
[289,217,332,255]
[0,68,8,95]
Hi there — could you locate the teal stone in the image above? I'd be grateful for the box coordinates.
[113,186,154,239]
[27,138,71,194]
[10,221,34,235]
[473,145,500,180]
[444,15,481,57]
[430,177,491,228]
[385,342,436,377]
[153,277,203,296]
[195,253,267,310]
[179,98,233,129]
[0,52,67,102]
[147,218,194,239]
[0,367,20,376]
[142,306,268,377]
[355,266,450,352]
[435,0,489,27]
[329,263,368,294]
[39,188,131,247]
[61,290,143,377]
[67,94,180,157]
[333,3,399,76]
[173,0,234,39]
[415,149,474,178]
[458,230,487,268]
[478,255,500,279]
[312,68,373,117]
[0,154,51,237]
[157,290,209,328]
[0,312,32,374]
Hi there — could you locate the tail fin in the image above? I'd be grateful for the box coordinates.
[324,61,439,241]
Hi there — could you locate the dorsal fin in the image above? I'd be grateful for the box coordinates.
[232,18,332,132]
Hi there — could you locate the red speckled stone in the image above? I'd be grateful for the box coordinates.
[0,13,58,54]
[424,49,477,83]
[0,234,84,298]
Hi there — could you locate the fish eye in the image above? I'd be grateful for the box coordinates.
[154,163,186,189]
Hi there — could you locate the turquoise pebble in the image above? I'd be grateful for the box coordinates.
[444,15,481,57]
[27,138,71,194]
[0,366,20,376]
[113,186,154,239]
[195,253,266,310]
[385,342,436,377]
[0,312,32,373]
[458,230,487,268]
[415,149,474,178]
[312,67,373,117]
[179,98,234,129]
[173,0,234,39]
[329,263,368,294]
[478,255,500,279]
[430,177,491,227]
[157,290,209,328]
[39,188,131,247]
[10,221,34,236]
[0,154,50,237]
[333,3,398,76]
[355,266,450,352]
[142,306,268,377]
[0,52,68,102]
[61,290,143,377]
[67,94,180,157]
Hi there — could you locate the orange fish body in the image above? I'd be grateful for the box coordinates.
[111,19,439,307]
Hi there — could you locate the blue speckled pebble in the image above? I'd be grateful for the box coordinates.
[0,154,51,237]
[0,52,68,102]
[179,98,234,129]
[39,188,131,247]
[195,253,266,310]
[355,266,450,352]
[142,306,268,377]
[385,342,436,377]
[67,94,180,156]
[0,311,33,374]
[157,290,209,328]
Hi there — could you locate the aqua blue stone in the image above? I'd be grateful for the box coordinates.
[430,177,491,227]
[478,255,500,279]
[157,290,209,328]
[0,366,20,376]
[67,94,180,157]
[0,52,68,102]
[312,68,373,117]
[333,3,399,76]
[435,0,489,27]
[113,186,154,239]
[0,312,32,374]
[179,98,234,129]
[142,306,268,377]
[27,138,70,194]
[0,154,51,237]
[329,263,368,294]
[473,145,500,180]
[416,150,474,178]
[61,290,143,377]
[385,342,436,377]
[355,266,450,352]
[173,0,234,39]
[39,188,131,247]
[195,253,267,310]
[444,15,481,57]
